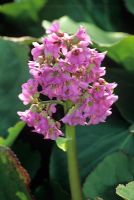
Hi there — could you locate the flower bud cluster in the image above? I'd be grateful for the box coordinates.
[18,22,118,140]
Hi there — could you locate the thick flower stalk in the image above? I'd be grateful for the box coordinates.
[18,22,118,200]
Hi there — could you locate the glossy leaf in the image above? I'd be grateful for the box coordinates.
[100,36,134,71]
[83,152,134,200]
[0,39,29,136]
[116,181,134,200]
[129,124,134,133]
[0,121,25,147]
[50,109,133,190]
[0,0,46,21]
[0,146,32,200]
[106,68,134,123]
[124,0,134,15]
[4,121,25,147]
[56,137,69,152]
[42,0,124,31]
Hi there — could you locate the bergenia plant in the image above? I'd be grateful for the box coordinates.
[18,21,118,200]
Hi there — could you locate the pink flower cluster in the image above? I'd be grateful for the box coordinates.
[18,22,118,140]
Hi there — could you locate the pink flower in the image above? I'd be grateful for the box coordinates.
[18,22,118,140]
[61,79,118,126]
[18,79,38,105]
[62,109,86,126]
[28,61,45,78]
[18,110,63,140]
[46,21,60,34]
[31,42,44,60]
[43,33,63,58]
[75,26,92,47]
[66,47,90,66]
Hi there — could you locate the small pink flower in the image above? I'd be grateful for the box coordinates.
[18,79,38,105]
[46,21,60,34]
[62,110,85,126]
[43,33,63,58]
[31,42,44,60]
[66,47,89,65]
[75,26,92,46]
[18,110,63,140]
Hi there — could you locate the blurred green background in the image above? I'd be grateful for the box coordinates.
[0,1,134,200]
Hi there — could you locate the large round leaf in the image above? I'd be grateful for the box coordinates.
[101,36,134,72]
[0,146,32,200]
[124,0,134,15]
[0,39,29,136]
[0,0,46,21]
[106,68,134,123]
[49,109,132,191]
[83,152,134,200]
[42,0,124,31]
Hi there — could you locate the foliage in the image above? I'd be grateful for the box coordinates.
[116,181,134,200]
[0,39,29,136]
[83,152,134,200]
[0,0,134,200]
[0,146,32,200]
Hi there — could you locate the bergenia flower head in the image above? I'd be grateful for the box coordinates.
[18,22,118,140]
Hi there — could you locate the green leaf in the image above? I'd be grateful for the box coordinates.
[56,137,69,152]
[106,68,134,123]
[124,0,134,15]
[129,124,134,133]
[0,0,46,21]
[16,191,29,200]
[42,0,124,31]
[100,36,134,71]
[0,38,29,136]
[0,137,5,145]
[3,121,25,147]
[12,140,41,179]
[0,146,32,200]
[50,109,133,190]
[116,181,134,200]
[83,152,134,200]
